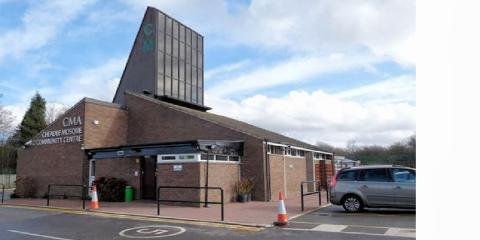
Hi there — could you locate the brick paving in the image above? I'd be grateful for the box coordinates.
[2,191,329,225]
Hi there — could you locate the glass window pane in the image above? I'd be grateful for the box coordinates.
[172,57,178,79]
[158,51,164,74]
[359,169,391,182]
[198,87,203,104]
[158,13,165,33]
[229,156,240,162]
[192,67,197,86]
[179,42,185,60]
[165,36,171,55]
[172,78,178,98]
[192,32,197,49]
[192,85,197,102]
[216,155,228,161]
[173,21,178,39]
[186,46,191,64]
[179,80,185,100]
[180,25,185,42]
[198,36,203,50]
[161,156,176,160]
[186,28,191,45]
[392,169,416,183]
[198,68,203,87]
[201,154,214,160]
[158,33,164,52]
[192,50,197,68]
[173,40,178,57]
[166,17,172,36]
[165,54,171,77]
[165,76,171,95]
[157,74,164,95]
[338,170,357,181]
[179,60,185,81]
[186,63,191,84]
[185,83,191,101]
[198,52,202,68]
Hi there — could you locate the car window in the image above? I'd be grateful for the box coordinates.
[358,168,392,182]
[337,170,357,181]
[392,168,416,183]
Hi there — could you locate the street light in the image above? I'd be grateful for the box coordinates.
[204,144,215,207]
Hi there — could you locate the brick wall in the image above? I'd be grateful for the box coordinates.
[125,93,267,200]
[268,154,308,199]
[157,163,201,205]
[16,101,87,198]
[95,157,141,199]
[83,101,128,149]
[199,162,240,203]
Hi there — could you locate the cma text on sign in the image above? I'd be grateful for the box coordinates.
[31,116,83,146]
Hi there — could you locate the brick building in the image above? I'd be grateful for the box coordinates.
[16,7,335,203]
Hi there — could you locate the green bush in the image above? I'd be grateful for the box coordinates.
[92,177,127,202]
[13,176,36,198]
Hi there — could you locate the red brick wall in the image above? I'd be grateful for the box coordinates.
[315,160,335,188]
[16,101,87,197]
[268,154,308,199]
[199,162,240,203]
[83,101,128,149]
[125,94,267,200]
[157,163,201,204]
[95,157,141,199]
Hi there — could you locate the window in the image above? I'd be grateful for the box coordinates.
[358,169,392,182]
[200,154,215,160]
[215,155,228,161]
[337,170,357,181]
[178,155,195,160]
[392,168,416,183]
[161,156,176,161]
[229,156,240,162]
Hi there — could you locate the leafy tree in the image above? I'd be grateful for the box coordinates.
[9,93,47,147]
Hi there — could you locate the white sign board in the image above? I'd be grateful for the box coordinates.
[173,165,183,172]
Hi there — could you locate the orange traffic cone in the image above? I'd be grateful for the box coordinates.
[90,185,99,210]
[273,192,288,226]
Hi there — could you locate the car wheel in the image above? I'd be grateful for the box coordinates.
[342,195,363,212]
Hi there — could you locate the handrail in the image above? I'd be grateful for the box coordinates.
[300,180,322,212]
[46,184,88,210]
[157,186,224,221]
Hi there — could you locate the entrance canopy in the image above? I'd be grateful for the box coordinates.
[86,140,244,159]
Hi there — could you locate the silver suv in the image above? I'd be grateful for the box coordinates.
[330,165,415,212]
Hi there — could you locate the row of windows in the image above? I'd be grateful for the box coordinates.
[200,154,240,162]
[267,145,305,157]
[158,154,240,163]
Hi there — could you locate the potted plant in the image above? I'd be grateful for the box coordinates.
[234,178,255,202]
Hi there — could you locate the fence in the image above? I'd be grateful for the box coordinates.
[157,186,224,221]
[46,184,88,210]
[0,174,15,188]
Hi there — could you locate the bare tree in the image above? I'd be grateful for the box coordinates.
[45,103,68,125]
[0,94,14,140]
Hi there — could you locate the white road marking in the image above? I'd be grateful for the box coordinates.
[119,225,186,238]
[385,227,416,238]
[312,224,348,232]
[7,230,73,240]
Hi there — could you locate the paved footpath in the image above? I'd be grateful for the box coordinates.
[0,205,413,240]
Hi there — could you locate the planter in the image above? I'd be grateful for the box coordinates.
[247,193,252,201]
[237,194,248,203]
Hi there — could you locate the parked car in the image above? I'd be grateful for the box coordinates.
[329,165,415,212]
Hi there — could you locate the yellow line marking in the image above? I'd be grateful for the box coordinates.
[0,204,264,232]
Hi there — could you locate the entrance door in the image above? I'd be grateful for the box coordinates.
[141,157,157,199]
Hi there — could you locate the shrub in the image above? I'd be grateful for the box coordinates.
[13,176,37,198]
[93,177,127,202]
[234,178,255,195]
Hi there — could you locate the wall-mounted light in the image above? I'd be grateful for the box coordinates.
[92,120,100,125]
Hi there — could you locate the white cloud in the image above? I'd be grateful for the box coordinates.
[208,76,416,147]
[123,0,416,66]
[206,53,384,97]
[0,0,96,62]
[204,60,251,82]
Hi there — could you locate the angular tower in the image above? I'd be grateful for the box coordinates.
[113,7,208,110]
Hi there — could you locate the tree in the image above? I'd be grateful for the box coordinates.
[45,103,68,124]
[0,94,14,140]
[9,93,47,147]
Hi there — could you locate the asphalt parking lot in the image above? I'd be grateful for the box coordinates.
[0,205,415,240]
[287,204,416,238]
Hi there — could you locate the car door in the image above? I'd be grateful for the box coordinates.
[391,168,416,208]
[357,168,396,207]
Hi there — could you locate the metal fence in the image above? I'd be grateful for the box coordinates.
[0,174,16,188]
[46,184,88,210]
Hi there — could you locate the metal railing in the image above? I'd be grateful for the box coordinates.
[1,184,4,204]
[300,180,322,212]
[46,184,88,210]
[157,186,224,221]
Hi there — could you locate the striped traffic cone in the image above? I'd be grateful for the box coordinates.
[273,192,288,226]
[90,185,99,210]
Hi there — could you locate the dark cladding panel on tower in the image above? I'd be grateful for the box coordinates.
[114,7,205,108]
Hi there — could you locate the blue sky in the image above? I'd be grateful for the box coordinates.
[0,0,415,147]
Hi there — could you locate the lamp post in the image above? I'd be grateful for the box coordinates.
[204,144,215,207]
